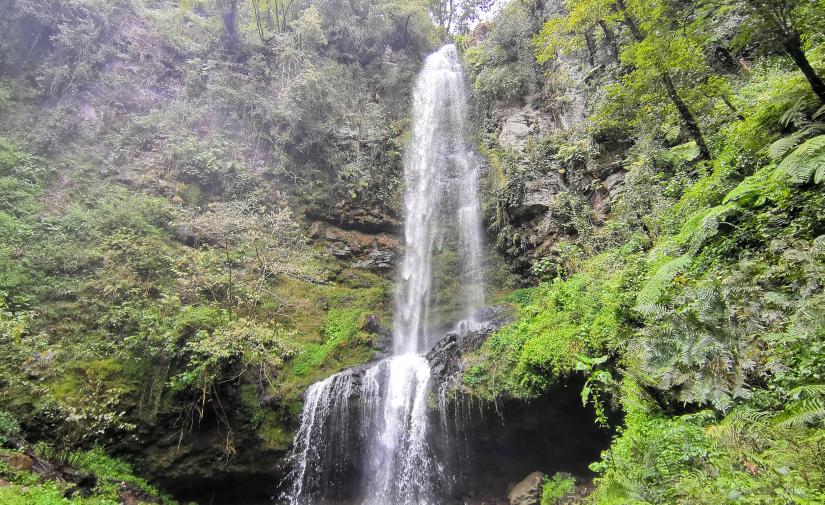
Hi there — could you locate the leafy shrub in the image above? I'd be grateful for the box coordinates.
[590,415,714,504]
[0,410,21,446]
[541,473,576,505]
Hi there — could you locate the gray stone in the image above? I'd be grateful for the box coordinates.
[511,173,564,220]
[426,306,512,388]
[354,249,395,270]
[308,221,325,239]
[497,101,556,152]
[603,170,626,198]
[499,112,532,150]
[508,471,545,505]
[331,245,352,258]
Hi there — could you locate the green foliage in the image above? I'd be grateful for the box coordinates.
[775,385,825,428]
[0,481,114,505]
[470,19,825,501]
[541,472,576,505]
[169,316,293,407]
[589,415,715,504]
[70,447,166,499]
[0,445,174,504]
[578,355,616,428]
[632,281,784,411]
[1,0,824,501]
[291,308,368,377]
[635,254,691,307]
[464,253,631,398]
[537,0,722,152]
[775,134,825,185]
[461,0,541,107]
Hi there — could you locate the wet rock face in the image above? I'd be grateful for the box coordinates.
[362,314,392,355]
[511,172,565,222]
[132,380,289,505]
[304,206,400,235]
[353,248,395,271]
[432,381,609,504]
[424,307,609,504]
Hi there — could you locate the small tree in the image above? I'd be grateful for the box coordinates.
[428,0,495,34]
[536,0,716,159]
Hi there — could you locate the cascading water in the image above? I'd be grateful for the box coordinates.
[284,44,484,505]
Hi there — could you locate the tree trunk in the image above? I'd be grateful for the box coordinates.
[251,0,264,41]
[782,36,825,103]
[219,0,239,49]
[598,21,619,61]
[584,29,596,67]
[661,73,712,160]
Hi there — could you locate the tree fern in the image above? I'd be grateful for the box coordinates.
[775,390,825,428]
[767,123,825,160]
[632,276,784,412]
[776,134,825,185]
[708,405,772,447]
[667,204,737,255]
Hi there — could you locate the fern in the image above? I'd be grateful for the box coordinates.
[633,276,784,412]
[790,384,825,398]
[812,235,825,258]
[672,204,736,254]
[774,385,825,428]
[776,399,825,427]
[779,97,811,127]
[776,134,825,185]
[723,172,772,207]
[708,406,772,447]
[636,254,692,307]
[767,123,825,160]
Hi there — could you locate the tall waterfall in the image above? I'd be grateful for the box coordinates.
[284,44,483,505]
[393,43,483,355]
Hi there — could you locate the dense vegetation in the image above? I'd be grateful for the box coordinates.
[1,0,824,503]
[0,0,442,499]
[459,0,825,503]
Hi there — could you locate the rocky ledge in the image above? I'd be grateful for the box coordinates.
[426,305,512,390]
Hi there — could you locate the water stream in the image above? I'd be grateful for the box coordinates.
[284,44,483,505]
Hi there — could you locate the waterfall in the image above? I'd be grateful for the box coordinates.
[284,44,483,505]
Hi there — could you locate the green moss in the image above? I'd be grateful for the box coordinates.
[258,412,293,451]
[0,482,115,505]
[0,447,173,505]
[272,272,390,401]
[71,448,163,499]
[48,359,132,404]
